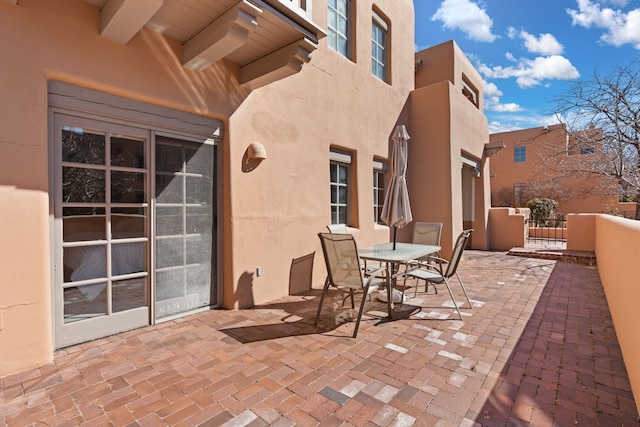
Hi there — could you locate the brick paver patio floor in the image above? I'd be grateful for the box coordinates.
[1,251,638,426]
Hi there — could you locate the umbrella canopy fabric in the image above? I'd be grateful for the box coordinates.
[381,125,412,247]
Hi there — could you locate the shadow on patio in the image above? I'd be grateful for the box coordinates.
[466,251,638,425]
[219,289,424,344]
[1,251,638,426]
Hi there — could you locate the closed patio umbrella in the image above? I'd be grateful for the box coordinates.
[381,125,412,249]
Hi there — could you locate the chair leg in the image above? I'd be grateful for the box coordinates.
[455,272,472,309]
[352,283,370,338]
[410,278,436,298]
[315,277,331,326]
[340,289,357,307]
[442,277,463,320]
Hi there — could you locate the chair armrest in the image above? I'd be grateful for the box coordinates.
[404,258,445,275]
[427,256,449,264]
[365,267,388,286]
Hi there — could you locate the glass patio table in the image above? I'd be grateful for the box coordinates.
[359,242,441,319]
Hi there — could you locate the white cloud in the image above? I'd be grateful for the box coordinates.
[505,52,517,62]
[488,114,562,133]
[493,103,524,112]
[479,55,580,88]
[431,0,497,42]
[488,120,520,133]
[567,0,640,49]
[520,31,564,55]
[605,0,629,6]
[483,81,502,98]
[483,81,524,112]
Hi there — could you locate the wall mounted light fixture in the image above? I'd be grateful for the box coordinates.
[248,142,267,160]
[242,142,267,173]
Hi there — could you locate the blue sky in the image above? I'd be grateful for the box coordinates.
[414,0,640,133]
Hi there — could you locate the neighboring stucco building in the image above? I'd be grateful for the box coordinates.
[0,0,492,375]
[489,124,619,214]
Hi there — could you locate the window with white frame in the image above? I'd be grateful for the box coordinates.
[328,0,350,58]
[462,75,479,107]
[280,0,310,17]
[514,145,526,163]
[373,159,387,224]
[371,9,388,82]
[330,149,352,225]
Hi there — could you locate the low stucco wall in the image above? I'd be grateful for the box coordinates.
[489,207,527,250]
[594,215,640,408]
[567,214,596,251]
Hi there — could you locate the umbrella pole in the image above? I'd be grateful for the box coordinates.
[393,226,397,250]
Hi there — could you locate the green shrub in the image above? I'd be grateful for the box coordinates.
[527,198,559,225]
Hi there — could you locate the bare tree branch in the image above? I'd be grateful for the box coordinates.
[550,61,640,219]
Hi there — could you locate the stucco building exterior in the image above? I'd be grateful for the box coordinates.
[0,0,491,375]
[489,124,619,215]
[406,40,492,253]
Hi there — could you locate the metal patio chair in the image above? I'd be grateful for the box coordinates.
[326,224,381,276]
[408,222,443,297]
[315,232,387,337]
[403,229,473,320]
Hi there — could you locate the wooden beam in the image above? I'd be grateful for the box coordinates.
[100,0,164,45]
[182,0,261,71]
[240,37,316,90]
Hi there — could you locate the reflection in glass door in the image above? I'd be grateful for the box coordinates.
[55,114,150,347]
[155,136,217,320]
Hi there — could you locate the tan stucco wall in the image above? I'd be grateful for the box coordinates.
[414,40,484,112]
[594,215,640,407]
[566,213,596,251]
[0,0,415,374]
[407,40,489,254]
[488,208,526,250]
[225,0,416,309]
[407,82,454,251]
[0,188,52,375]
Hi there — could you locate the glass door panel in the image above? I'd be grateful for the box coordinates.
[54,114,150,347]
[155,136,216,320]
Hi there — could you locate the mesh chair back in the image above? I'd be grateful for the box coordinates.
[412,222,442,246]
[444,229,473,279]
[318,232,364,290]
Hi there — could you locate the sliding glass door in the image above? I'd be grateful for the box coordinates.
[53,113,218,347]
[154,136,217,320]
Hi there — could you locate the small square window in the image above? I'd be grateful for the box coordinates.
[514,146,526,163]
